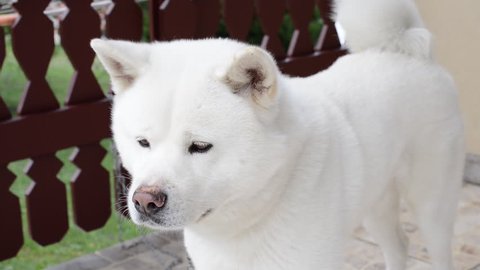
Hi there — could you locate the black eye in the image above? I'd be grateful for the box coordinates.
[136,137,150,148]
[188,141,212,154]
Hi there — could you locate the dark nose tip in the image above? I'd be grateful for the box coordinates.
[132,185,167,215]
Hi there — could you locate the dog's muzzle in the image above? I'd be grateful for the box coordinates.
[132,185,167,216]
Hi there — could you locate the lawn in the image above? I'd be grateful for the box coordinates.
[0,37,144,269]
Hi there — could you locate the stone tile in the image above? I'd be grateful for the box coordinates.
[98,236,154,262]
[105,257,157,270]
[452,185,480,270]
[405,258,431,270]
[361,258,431,270]
[455,185,480,236]
[350,184,480,269]
[407,240,430,263]
[105,251,178,270]
[158,240,188,258]
[353,226,375,244]
[344,239,383,270]
[145,231,183,250]
[98,232,179,262]
[140,249,184,267]
[343,264,359,270]
[452,251,480,270]
[170,262,189,270]
[465,154,480,184]
[361,262,386,270]
[470,264,480,270]
[47,253,111,270]
[49,184,480,270]
[459,183,480,205]
[455,227,480,257]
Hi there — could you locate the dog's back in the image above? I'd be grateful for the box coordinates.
[315,1,465,269]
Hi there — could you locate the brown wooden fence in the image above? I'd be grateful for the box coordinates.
[0,0,345,262]
[149,0,345,76]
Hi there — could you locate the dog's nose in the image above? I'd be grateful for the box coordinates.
[132,185,167,215]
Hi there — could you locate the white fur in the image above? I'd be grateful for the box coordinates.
[335,0,432,59]
[91,0,465,269]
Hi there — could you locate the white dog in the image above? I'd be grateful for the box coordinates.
[91,0,465,269]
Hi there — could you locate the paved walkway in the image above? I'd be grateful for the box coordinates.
[49,183,480,270]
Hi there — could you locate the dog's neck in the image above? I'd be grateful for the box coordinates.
[182,84,341,269]
[185,82,311,236]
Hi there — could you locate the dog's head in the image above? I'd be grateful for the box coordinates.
[91,39,289,230]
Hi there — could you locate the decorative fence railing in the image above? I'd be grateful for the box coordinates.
[0,0,345,262]
[149,0,345,76]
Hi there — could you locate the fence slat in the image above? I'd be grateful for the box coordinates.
[315,0,341,51]
[0,99,110,164]
[0,27,12,121]
[286,0,315,57]
[0,99,10,121]
[11,0,69,247]
[70,144,111,231]
[104,0,143,219]
[278,49,346,76]
[157,0,197,40]
[25,156,68,245]
[106,0,143,41]
[148,0,161,41]
[60,0,103,105]
[0,164,23,261]
[255,0,286,59]
[0,29,21,262]
[195,0,220,38]
[12,0,59,115]
[0,27,4,67]
[223,0,254,41]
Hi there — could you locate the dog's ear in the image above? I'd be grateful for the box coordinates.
[222,46,279,107]
[90,39,149,94]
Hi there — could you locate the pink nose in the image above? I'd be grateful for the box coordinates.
[132,185,167,215]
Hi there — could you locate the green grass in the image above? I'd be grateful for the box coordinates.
[0,36,110,115]
[216,12,324,52]
[0,38,144,269]
[0,140,146,270]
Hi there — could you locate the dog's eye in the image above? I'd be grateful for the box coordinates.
[188,141,212,154]
[136,137,150,148]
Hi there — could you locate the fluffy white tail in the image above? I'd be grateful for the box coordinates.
[334,0,432,59]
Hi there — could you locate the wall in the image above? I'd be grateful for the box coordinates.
[417,0,480,155]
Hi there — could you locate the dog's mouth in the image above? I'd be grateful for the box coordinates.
[134,208,214,228]
[138,214,163,226]
[197,208,213,222]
